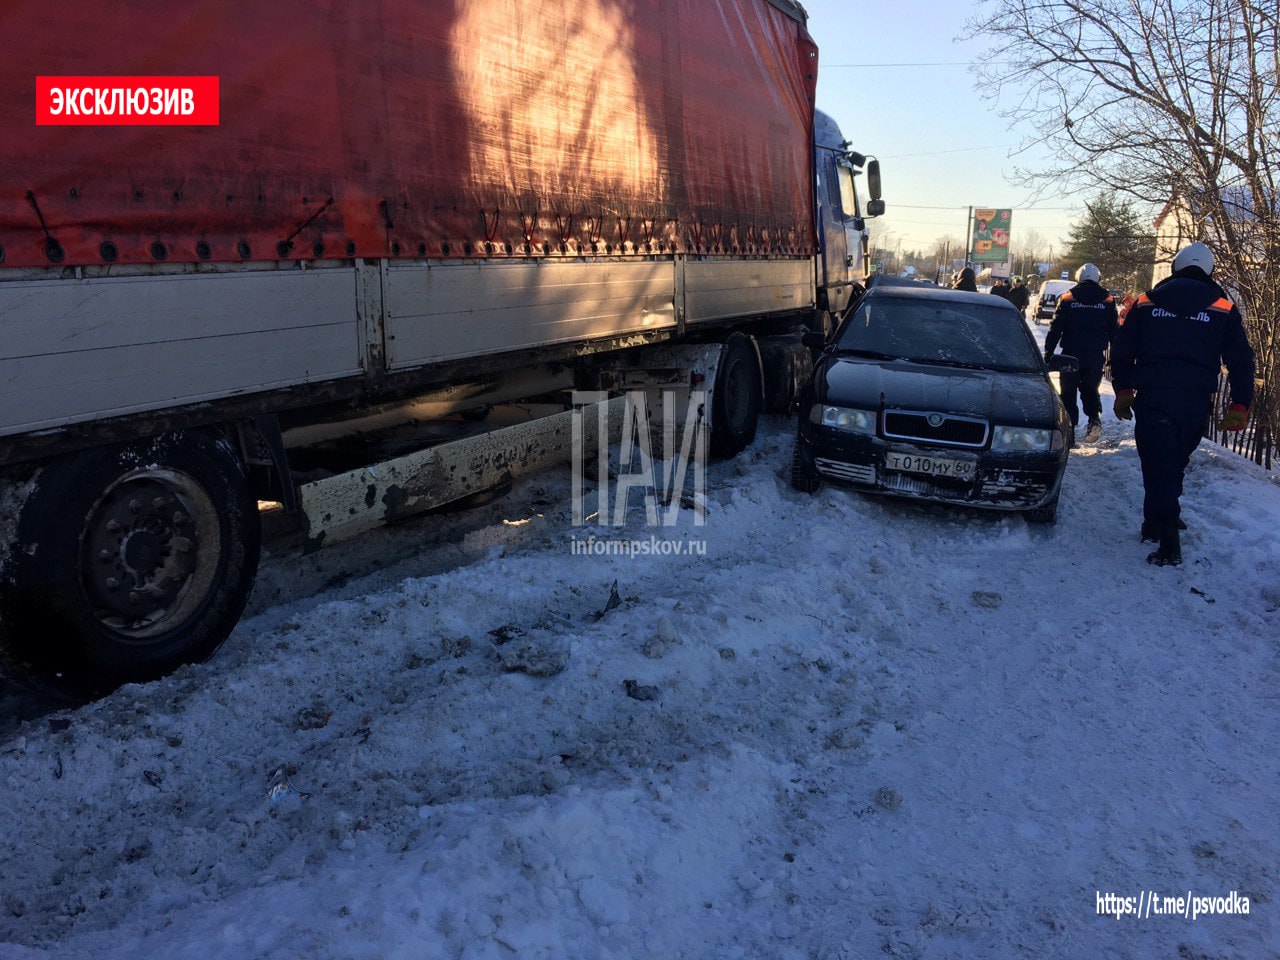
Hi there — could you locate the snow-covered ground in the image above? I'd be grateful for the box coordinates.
[2,322,1278,959]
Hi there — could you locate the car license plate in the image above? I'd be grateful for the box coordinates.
[885,451,975,479]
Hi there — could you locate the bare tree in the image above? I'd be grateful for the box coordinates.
[968,0,1279,458]
[1009,226,1050,277]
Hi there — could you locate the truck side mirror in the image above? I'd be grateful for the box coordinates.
[867,159,882,201]
[865,199,885,217]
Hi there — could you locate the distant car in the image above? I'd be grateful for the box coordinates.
[791,285,1073,523]
[1033,279,1074,321]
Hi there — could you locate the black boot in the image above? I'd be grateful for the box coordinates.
[1146,522,1182,566]
[1140,518,1187,542]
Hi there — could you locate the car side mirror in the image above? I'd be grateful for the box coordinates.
[1046,354,1079,374]
[802,330,827,351]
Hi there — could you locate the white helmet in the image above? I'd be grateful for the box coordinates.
[1173,241,1214,275]
[1076,263,1101,283]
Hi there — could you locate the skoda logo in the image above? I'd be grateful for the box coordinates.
[927,414,944,428]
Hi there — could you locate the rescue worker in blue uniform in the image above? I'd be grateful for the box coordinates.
[1044,262,1118,442]
[1110,242,1254,566]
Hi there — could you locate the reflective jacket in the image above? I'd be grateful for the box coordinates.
[1110,270,1255,406]
[1044,280,1118,364]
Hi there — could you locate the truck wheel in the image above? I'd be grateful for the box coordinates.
[757,334,812,415]
[1,431,260,696]
[710,333,763,458]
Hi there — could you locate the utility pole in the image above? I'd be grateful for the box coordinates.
[964,206,973,268]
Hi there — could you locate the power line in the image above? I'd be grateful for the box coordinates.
[886,202,1082,212]
[822,60,1016,68]
[882,144,1016,159]
[822,61,973,68]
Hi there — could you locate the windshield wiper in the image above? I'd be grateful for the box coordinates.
[905,357,991,371]
[830,347,901,361]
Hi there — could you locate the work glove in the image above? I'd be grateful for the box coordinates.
[1219,403,1249,432]
[1113,390,1135,421]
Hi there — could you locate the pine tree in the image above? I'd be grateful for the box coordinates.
[1063,196,1154,293]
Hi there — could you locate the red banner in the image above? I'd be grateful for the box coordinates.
[35,76,219,126]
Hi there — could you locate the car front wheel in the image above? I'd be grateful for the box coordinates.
[1023,491,1059,525]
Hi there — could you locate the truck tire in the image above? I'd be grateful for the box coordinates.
[0,431,260,696]
[709,333,763,458]
[757,334,812,415]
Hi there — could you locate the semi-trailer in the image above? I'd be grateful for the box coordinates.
[0,0,882,693]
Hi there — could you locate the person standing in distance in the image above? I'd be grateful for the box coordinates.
[1007,276,1031,316]
[1110,242,1255,566]
[1044,262,1118,443]
[953,266,977,292]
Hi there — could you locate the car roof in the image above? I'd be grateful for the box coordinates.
[863,283,1021,312]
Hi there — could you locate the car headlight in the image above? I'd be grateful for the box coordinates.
[991,425,1059,452]
[810,404,877,435]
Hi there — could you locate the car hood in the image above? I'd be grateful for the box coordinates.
[817,357,1059,426]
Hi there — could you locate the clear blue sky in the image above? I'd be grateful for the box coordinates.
[802,0,1079,257]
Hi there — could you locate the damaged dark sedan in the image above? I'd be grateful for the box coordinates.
[791,284,1074,523]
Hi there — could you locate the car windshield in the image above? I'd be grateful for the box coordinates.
[834,296,1042,374]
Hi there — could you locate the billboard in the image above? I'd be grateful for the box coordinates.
[970,208,1012,264]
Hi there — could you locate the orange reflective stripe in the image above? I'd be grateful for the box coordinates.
[1209,297,1234,312]
[1105,295,1114,303]
[1059,291,1074,302]
[1135,294,1151,306]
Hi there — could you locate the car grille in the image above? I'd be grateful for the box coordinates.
[883,411,989,448]
[815,458,876,484]
[881,472,965,497]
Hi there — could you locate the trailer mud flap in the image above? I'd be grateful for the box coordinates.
[298,398,624,549]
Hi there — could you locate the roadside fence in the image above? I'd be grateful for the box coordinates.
[1205,373,1273,470]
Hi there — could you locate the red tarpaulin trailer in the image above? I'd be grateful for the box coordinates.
[0,0,817,269]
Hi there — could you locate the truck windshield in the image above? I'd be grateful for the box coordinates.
[835,296,1042,374]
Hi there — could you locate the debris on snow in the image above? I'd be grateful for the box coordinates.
[623,679,660,702]
[267,768,309,806]
[594,579,622,620]
[971,590,1004,609]
[497,638,569,677]
[874,787,902,811]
